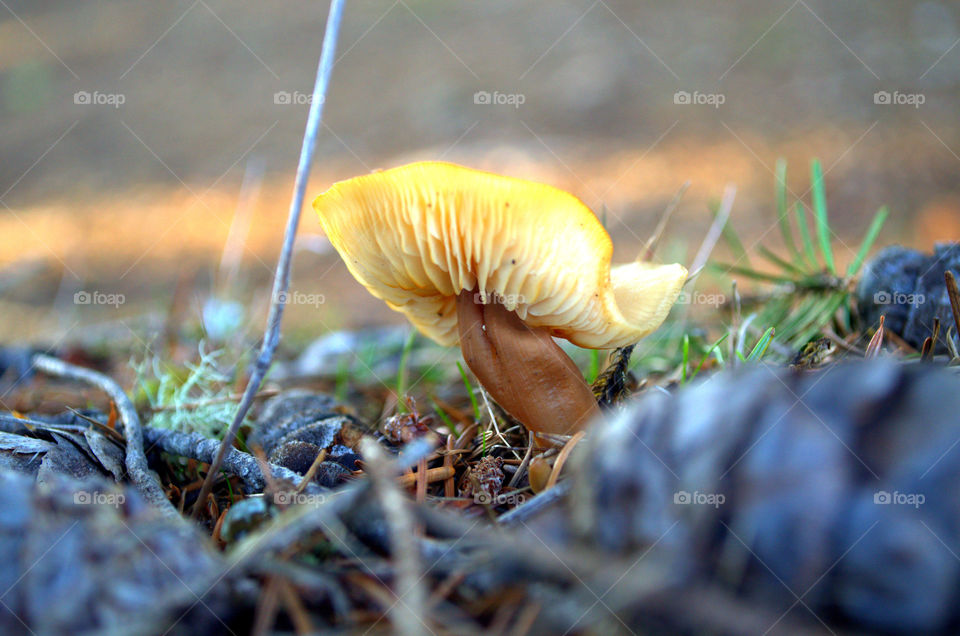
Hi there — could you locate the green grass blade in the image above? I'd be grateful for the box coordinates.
[794,201,818,269]
[334,356,350,404]
[775,159,801,262]
[429,397,457,436]
[681,334,690,383]
[846,206,889,277]
[456,361,482,421]
[691,332,729,379]
[746,327,775,361]
[810,160,836,274]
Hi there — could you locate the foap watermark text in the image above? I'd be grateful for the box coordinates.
[74,91,125,108]
[674,90,725,108]
[474,90,525,108]
[74,290,125,307]
[674,490,725,508]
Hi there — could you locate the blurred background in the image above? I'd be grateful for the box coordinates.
[1,0,959,347]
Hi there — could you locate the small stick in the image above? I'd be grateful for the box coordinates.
[544,430,585,490]
[426,571,466,610]
[497,481,570,526]
[278,578,316,636]
[416,456,428,503]
[884,327,917,354]
[489,596,521,635]
[822,328,865,355]
[689,184,737,279]
[294,449,328,494]
[193,0,347,517]
[443,435,455,498]
[252,576,282,636]
[507,431,535,489]
[32,354,176,516]
[479,386,516,459]
[360,438,429,636]
[454,422,479,451]
[946,271,960,351]
[227,482,365,572]
[642,180,690,260]
[510,601,542,636]
[252,445,282,501]
[396,466,455,489]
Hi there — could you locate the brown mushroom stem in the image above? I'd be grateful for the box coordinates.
[456,289,602,443]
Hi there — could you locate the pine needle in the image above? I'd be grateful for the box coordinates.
[810,160,836,274]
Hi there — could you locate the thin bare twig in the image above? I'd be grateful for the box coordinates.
[277,577,316,635]
[227,482,366,571]
[946,271,960,350]
[294,449,328,494]
[360,438,429,636]
[689,183,737,279]
[396,465,455,489]
[193,0,347,516]
[141,426,318,493]
[252,575,282,636]
[642,180,690,261]
[32,353,177,516]
[507,431,536,489]
[544,430,585,490]
[497,481,571,526]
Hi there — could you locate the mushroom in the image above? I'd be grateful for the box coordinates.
[313,162,686,442]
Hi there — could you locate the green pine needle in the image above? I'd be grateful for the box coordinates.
[758,245,805,275]
[847,206,889,277]
[709,263,796,284]
[775,159,801,263]
[794,201,818,269]
[810,160,836,274]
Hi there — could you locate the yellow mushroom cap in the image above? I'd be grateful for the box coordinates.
[313,161,687,349]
